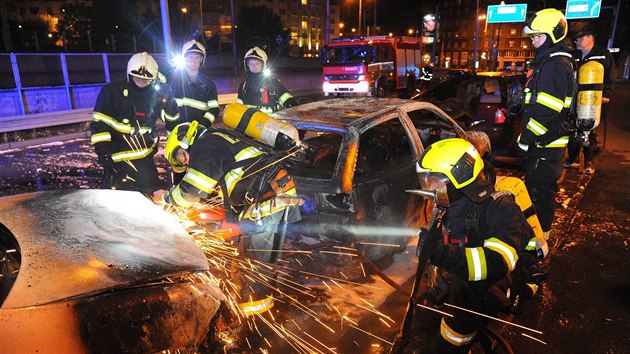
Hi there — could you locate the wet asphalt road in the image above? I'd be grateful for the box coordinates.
[1,83,630,353]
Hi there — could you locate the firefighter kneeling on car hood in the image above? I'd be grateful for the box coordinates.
[154,104,301,323]
[417,138,542,353]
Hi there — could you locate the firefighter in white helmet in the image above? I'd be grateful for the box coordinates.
[91,52,178,195]
[517,8,575,243]
[237,46,298,114]
[166,39,219,133]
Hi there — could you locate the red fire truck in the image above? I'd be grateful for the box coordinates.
[320,36,424,97]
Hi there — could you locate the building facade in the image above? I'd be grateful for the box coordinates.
[437,0,551,71]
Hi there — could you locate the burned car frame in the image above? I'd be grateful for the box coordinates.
[0,189,224,353]
[272,98,491,264]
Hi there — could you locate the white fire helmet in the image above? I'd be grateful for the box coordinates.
[243,46,268,71]
[127,52,159,81]
[182,39,206,63]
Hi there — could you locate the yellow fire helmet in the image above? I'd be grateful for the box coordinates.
[182,39,206,64]
[416,138,483,190]
[243,46,268,71]
[523,8,568,44]
[165,121,199,173]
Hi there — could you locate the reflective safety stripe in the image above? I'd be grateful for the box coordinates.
[526,118,547,136]
[440,318,476,346]
[245,104,274,114]
[238,295,275,316]
[214,132,239,144]
[278,92,293,105]
[588,55,607,60]
[536,92,564,112]
[537,136,568,148]
[236,98,244,104]
[90,132,111,144]
[240,187,298,220]
[92,111,135,134]
[525,238,537,251]
[203,111,216,123]
[207,99,219,108]
[176,97,209,110]
[224,146,264,195]
[161,108,179,122]
[564,96,572,108]
[484,237,518,272]
[525,92,532,104]
[111,142,156,162]
[182,168,218,194]
[170,185,197,208]
[465,247,487,281]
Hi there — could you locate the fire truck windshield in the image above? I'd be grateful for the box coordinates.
[321,45,371,65]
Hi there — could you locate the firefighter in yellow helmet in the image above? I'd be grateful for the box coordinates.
[237,46,298,113]
[518,8,575,242]
[417,138,540,353]
[91,52,178,195]
[158,116,301,325]
[166,39,220,132]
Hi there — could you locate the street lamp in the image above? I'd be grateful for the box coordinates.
[358,0,363,37]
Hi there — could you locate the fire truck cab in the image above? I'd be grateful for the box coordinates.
[320,36,423,98]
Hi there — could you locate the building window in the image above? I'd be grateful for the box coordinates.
[461,51,468,65]
[461,41,467,49]
[454,42,459,49]
[510,28,517,35]
[302,0,307,4]
[30,7,38,15]
[301,21,308,30]
[508,40,515,47]
[280,9,286,14]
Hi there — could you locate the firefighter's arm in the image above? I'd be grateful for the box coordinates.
[91,88,115,170]
[603,51,616,101]
[156,81,180,128]
[531,61,573,146]
[275,79,298,109]
[204,80,220,127]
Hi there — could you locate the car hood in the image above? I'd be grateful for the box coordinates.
[0,189,209,309]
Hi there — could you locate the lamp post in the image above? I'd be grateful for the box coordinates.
[472,0,480,73]
[358,0,363,37]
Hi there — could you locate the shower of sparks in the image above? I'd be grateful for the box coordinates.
[153,197,404,353]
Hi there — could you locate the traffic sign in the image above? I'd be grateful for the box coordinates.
[565,0,601,20]
[487,3,528,23]
[276,35,283,45]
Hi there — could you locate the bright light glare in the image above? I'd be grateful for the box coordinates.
[263,68,272,77]
[173,55,186,69]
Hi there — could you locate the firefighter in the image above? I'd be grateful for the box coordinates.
[91,52,178,196]
[156,119,300,318]
[417,138,539,353]
[565,29,615,172]
[237,46,298,113]
[517,9,574,242]
[167,39,220,132]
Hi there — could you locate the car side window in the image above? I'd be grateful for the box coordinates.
[287,131,341,180]
[355,119,413,177]
[407,109,458,150]
[479,78,502,103]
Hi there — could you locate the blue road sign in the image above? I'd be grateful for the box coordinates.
[565,0,601,20]
[487,4,528,23]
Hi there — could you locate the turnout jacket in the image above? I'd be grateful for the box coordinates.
[91,79,178,163]
[167,70,220,131]
[431,194,534,285]
[518,44,575,149]
[573,45,615,98]
[165,129,297,221]
[237,73,297,114]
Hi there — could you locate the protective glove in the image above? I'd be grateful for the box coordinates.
[426,265,451,307]
[429,244,452,268]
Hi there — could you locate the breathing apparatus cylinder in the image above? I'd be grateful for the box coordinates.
[495,176,549,260]
[576,60,605,132]
[223,102,300,150]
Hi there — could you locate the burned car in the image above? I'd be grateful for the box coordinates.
[272,97,491,264]
[0,189,224,353]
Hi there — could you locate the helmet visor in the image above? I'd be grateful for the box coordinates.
[418,172,450,192]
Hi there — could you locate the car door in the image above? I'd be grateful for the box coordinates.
[351,115,419,263]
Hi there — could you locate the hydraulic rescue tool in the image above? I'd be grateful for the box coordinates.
[389,188,449,354]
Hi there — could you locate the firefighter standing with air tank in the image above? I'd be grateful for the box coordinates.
[565,29,615,173]
[237,47,298,113]
[91,52,179,196]
[154,102,301,322]
[517,9,575,243]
